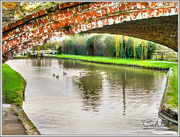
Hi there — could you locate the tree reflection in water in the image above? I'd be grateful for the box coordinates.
[62,59,165,116]
[74,71,103,112]
[31,57,52,67]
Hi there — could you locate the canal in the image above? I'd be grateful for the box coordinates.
[6,58,177,135]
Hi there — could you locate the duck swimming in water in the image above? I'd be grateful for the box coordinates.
[56,74,59,78]
[63,71,67,76]
[52,73,55,77]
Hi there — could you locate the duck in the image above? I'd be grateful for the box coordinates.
[52,73,55,77]
[63,71,67,76]
[56,74,59,78]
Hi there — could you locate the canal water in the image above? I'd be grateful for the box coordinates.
[6,58,177,135]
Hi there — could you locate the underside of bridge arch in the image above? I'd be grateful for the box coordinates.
[2,2,178,63]
[82,15,178,52]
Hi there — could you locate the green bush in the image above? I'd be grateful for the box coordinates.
[134,42,155,59]
[127,44,134,58]
[57,46,63,54]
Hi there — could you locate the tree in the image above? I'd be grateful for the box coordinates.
[85,34,104,56]
[103,35,116,57]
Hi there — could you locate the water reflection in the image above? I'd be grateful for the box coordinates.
[122,70,126,116]
[69,60,166,116]
[30,57,52,67]
[73,71,103,111]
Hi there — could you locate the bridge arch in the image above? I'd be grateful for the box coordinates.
[2,2,178,63]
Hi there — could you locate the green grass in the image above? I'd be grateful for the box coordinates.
[172,65,178,107]
[165,65,178,107]
[51,54,178,107]
[15,55,25,57]
[16,54,178,63]
[14,112,19,116]
[2,63,25,106]
[173,66,178,97]
[51,54,177,70]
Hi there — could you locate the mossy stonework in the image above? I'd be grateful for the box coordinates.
[11,104,41,135]
[158,67,178,124]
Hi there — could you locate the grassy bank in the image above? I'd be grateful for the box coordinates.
[15,55,26,57]
[2,63,25,106]
[51,54,178,107]
[165,65,178,107]
[2,63,40,135]
[51,54,177,69]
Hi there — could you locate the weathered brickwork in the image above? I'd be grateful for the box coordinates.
[2,2,178,63]
[2,2,19,26]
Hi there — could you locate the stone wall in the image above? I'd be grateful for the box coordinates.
[2,2,19,26]
[158,67,178,125]
[2,2,63,26]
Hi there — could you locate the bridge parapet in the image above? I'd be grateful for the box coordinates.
[2,2,178,63]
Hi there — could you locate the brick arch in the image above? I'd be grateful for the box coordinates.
[2,2,178,63]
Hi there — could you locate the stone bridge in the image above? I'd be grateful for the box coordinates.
[2,2,178,63]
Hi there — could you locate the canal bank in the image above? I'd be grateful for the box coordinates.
[158,67,178,125]
[2,63,40,135]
